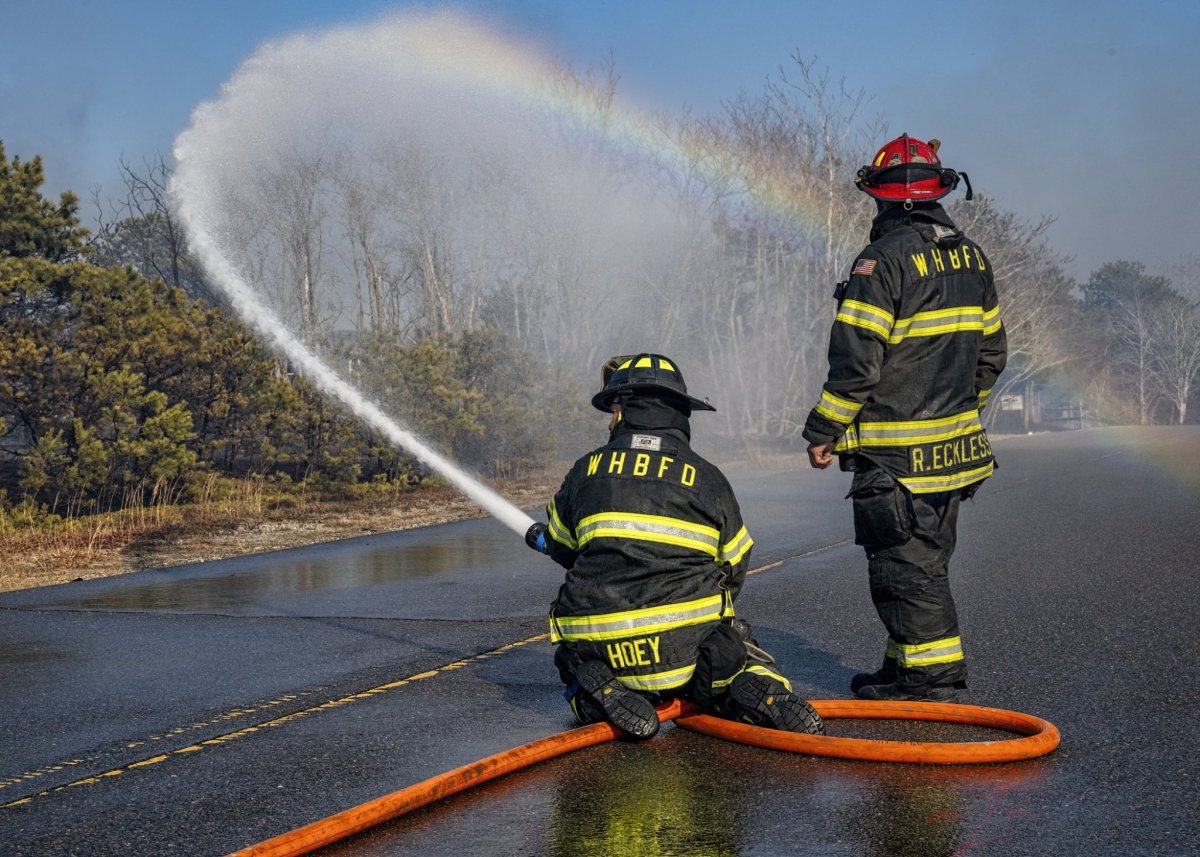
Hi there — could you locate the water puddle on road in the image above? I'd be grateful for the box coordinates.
[39,532,502,613]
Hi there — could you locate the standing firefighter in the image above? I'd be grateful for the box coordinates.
[526,354,823,738]
[804,135,1007,702]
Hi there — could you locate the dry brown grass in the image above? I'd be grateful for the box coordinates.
[0,475,558,594]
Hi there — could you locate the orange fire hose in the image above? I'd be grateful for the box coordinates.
[226,699,687,857]
[676,698,1060,764]
[226,697,1056,856]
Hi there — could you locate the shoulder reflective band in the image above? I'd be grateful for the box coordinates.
[551,593,726,642]
[575,512,720,556]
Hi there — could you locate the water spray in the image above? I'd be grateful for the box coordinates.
[167,12,702,542]
[166,194,536,538]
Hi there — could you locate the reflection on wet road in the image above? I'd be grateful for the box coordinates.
[42,532,508,614]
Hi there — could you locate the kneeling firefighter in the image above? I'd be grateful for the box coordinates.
[526,353,823,739]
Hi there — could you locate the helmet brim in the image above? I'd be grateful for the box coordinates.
[591,383,717,413]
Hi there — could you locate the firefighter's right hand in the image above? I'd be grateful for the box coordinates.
[807,442,835,469]
[525,522,549,554]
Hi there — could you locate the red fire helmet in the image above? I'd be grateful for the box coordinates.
[854,133,972,203]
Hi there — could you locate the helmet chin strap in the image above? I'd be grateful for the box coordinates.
[959,171,974,200]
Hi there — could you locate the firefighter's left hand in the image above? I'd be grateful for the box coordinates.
[807,442,835,469]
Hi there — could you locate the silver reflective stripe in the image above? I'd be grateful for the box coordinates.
[899,462,993,494]
[619,664,696,691]
[836,299,894,338]
[816,389,862,424]
[720,527,753,565]
[575,514,720,556]
[983,305,1002,335]
[889,307,984,343]
[833,424,860,453]
[554,595,725,639]
[857,411,982,445]
[894,637,964,667]
[546,499,576,549]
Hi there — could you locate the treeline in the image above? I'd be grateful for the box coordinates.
[3,56,1200,527]
[0,142,569,524]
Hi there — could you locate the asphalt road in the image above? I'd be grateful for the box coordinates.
[1,426,1197,857]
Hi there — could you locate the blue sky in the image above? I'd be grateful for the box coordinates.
[2,0,1197,281]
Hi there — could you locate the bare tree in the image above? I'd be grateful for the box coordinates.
[658,56,881,443]
[251,147,332,342]
[336,164,390,334]
[1150,291,1200,424]
[92,155,213,302]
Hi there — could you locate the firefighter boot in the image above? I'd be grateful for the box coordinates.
[849,658,899,694]
[856,681,962,703]
[572,659,660,739]
[726,672,824,734]
[855,663,965,702]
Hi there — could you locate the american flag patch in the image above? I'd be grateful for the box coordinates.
[852,258,877,276]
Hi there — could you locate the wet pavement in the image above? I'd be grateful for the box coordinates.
[1,426,1197,856]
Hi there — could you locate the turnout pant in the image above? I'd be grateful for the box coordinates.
[850,467,972,690]
[554,619,793,723]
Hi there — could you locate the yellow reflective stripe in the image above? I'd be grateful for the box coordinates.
[856,410,983,446]
[618,664,696,692]
[836,299,894,339]
[745,663,793,692]
[720,526,754,566]
[888,306,984,343]
[546,499,576,549]
[815,389,862,425]
[833,424,860,453]
[893,636,964,667]
[983,305,1003,336]
[576,512,720,556]
[552,593,726,641]
[978,388,992,412]
[899,461,994,494]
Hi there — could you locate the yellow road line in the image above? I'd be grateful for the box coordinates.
[1,633,548,810]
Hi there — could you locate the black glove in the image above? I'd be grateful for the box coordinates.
[525,522,548,554]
